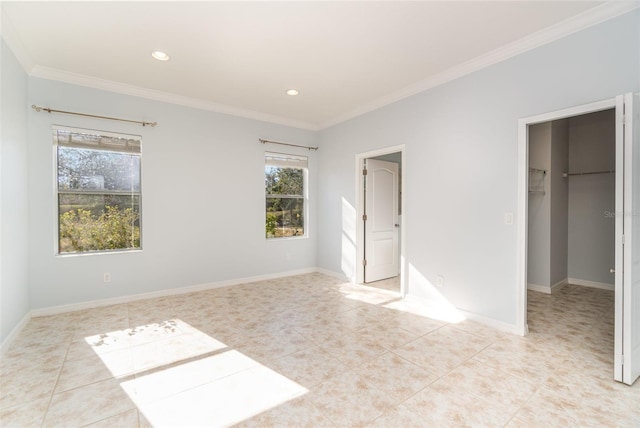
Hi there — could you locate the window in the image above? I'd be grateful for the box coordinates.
[265,152,307,239]
[55,127,141,254]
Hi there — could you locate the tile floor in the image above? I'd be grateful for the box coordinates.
[0,274,638,427]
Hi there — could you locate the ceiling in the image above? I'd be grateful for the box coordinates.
[2,1,629,130]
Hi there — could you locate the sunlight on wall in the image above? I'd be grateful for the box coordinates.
[397,264,466,323]
[341,197,357,281]
[85,319,307,426]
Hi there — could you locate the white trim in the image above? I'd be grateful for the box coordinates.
[31,268,317,317]
[404,293,520,335]
[4,2,634,131]
[355,145,406,296]
[319,2,639,129]
[0,312,32,355]
[527,283,551,294]
[527,278,568,294]
[517,97,617,337]
[29,66,318,132]
[614,94,625,382]
[0,9,35,72]
[568,277,615,292]
[315,268,349,282]
[456,309,521,336]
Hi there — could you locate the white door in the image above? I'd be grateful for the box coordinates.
[623,93,640,385]
[364,159,399,282]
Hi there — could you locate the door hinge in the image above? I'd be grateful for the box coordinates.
[362,214,367,221]
[622,234,625,245]
[363,168,368,176]
[363,259,367,266]
[620,354,624,366]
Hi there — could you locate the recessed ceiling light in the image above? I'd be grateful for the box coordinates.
[286,89,299,96]
[151,51,170,61]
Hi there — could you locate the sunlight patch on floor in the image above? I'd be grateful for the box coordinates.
[86,319,307,426]
[122,350,308,427]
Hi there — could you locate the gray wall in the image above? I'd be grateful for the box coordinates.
[1,39,30,343]
[317,10,639,326]
[26,78,318,310]
[550,119,569,286]
[568,109,616,285]
[527,119,568,289]
[528,122,551,287]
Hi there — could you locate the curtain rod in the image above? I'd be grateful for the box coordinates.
[259,138,318,151]
[32,105,157,127]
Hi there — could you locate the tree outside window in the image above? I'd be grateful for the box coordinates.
[55,127,141,254]
[265,152,307,239]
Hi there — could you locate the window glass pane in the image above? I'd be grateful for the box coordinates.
[265,166,303,196]
[58,194,140,253]
[266,197,304,238]
[58,146,140,192]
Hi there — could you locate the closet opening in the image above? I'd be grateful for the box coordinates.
[526,108,616,370]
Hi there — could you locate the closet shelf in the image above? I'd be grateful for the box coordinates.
[528,167,546,194]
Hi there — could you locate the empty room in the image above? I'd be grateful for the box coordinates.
[1,1,639,427]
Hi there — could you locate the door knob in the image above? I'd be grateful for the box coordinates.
[394,224,400,228]
[610,268,615,273]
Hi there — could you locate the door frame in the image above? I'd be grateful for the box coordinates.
[355,144,406,295]
[516,96,624,377]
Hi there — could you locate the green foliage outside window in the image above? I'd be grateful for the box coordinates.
[265,166,305,238]
[59,206,140,253]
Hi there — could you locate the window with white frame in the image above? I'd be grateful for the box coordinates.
[265,152,307,239]
[55,127,142,254]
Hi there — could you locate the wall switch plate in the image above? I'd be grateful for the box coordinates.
[504,212,514,225]
[103,272,111,283]
[436,275,444,288]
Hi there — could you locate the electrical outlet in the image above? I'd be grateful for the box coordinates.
[103,272,111,283]
[436,275,444,288]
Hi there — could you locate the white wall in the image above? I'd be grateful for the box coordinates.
[0,39,30,343]
[568,109,616,285]
[27,78,318,309]
[317,10,639,326]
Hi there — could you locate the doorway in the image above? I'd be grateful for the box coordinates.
[517,94,639,385]
[355,145,405,295]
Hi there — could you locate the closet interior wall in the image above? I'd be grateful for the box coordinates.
[528,109,615,292]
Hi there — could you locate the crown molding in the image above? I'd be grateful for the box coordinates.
[318,1,640,130]
[29,65,319,131]
[0,6,35,72]
[8,1,637,132]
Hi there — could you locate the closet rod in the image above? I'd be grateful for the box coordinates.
[32,105,157,127]
[259,138,318,151]
[563,170,615,178]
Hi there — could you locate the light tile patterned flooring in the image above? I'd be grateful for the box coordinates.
[1,274,638,427]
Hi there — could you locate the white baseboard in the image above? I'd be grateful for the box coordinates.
[457,309,521,335]
[314,268,349,282]
[527,278,568,294]
[0,311,32,356]
[31,267,319,317]
[527,282,550,294]
[568,277,614,291]
[401,294,519,336]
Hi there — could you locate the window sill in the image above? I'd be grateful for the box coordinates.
[266,236,308,242]
[55,249,142,258]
